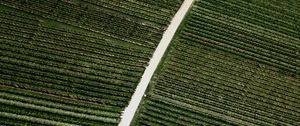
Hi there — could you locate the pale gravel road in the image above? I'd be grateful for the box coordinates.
[118,0,195,125]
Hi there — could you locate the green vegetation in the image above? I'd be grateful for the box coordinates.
[133,0,300,125]
[0,0,183,125]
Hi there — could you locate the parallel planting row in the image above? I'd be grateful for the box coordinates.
[133,0,300,125]
[0,0,183,125]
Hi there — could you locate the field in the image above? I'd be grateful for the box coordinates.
[0,0,183,125]
[133,0,300,125]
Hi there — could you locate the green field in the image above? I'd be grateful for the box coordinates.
[0,0,183,125]
[133,0,300,125]
[1,0,300,125]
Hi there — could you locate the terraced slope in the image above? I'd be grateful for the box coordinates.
[133,0,300,125]
[0,0,183,125]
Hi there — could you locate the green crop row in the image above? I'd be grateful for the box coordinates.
[0,92,119,118]
[0,85,122,113]
[0,112,76,126]
[1,49,139,84]
[164,50,297,114]
[1,36,145,72]
[0,101,117,125]
[175,39,300,84]
[162,67,300,114]
[196,0,300,39]
[190,9,300,51]
[180,31,298,76]
[0,20,152,60]
[1,0,160,48]
[171,50,300,101]
[82,0,170,25]
[134,0,300,125]
[186,20,298,66]
[172,41,300,93]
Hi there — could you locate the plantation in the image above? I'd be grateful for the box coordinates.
[133,0,300,125]
[0,0,183,125]
[1,0,300,125]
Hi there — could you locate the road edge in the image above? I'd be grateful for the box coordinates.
[118,0,195,125]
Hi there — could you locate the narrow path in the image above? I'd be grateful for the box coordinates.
[118,0,194,125]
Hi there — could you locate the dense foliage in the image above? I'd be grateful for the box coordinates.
[133,0,300,125]
[0,0,183,125]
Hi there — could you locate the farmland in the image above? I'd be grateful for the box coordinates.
[133,0,300,125]
[0,0,183,125]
